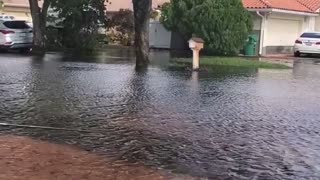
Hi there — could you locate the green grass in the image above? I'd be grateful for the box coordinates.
[171,57,291,70]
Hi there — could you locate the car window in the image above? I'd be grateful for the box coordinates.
[3,21,29,29]
[300,33,320,38]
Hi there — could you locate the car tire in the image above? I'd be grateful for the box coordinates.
[0,49,8,53]
[294,52,300,57]
[19,48,31,54]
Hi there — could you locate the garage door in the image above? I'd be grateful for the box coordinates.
[266,18,301,46]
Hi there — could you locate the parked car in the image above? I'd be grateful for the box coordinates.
[294,32,320,57]
[0,20,33,52]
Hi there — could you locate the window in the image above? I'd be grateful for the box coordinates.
[3,21,29,29]
[300,33,320,39]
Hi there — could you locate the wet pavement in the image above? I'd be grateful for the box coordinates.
[0,50,320,179]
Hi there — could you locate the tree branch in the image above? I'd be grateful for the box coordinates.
[41,0,51,21]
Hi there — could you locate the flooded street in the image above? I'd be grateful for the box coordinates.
[0,50,320,179]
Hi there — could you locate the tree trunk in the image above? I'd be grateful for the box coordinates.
[28,0,50,53]
[132,0,151,68]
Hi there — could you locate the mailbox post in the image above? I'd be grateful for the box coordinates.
[188,37,204,71]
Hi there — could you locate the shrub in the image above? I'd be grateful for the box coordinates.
[107,9,134,46]
[51,0,108,52]
[160,0,253,55]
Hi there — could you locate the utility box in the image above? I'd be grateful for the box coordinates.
[149,21,172,49]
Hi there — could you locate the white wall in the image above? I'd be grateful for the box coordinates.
[315,16,320,31]
[306,16,316,32]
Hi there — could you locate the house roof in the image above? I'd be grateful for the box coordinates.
[243,0,320,13]
[296,0,320,11]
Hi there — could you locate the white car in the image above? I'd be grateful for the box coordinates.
[294,32,320,57]
[0,20,33,52]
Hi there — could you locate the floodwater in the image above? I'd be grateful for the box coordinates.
[0,50,320,180]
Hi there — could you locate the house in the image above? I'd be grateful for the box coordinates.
[0,0,32,21]
[243,0,320,55]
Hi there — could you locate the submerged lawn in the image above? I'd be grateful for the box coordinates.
[171,57,291,70]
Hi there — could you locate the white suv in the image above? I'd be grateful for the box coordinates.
[294,32,320,57]
[0,20,33,52]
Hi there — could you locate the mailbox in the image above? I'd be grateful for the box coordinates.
[188,37,204,50]
[188,37,204,71]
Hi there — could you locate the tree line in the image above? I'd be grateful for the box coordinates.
[28,0,150,68]
[26,0,252,69]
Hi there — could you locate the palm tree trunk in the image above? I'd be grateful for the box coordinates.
[132,0,152,68]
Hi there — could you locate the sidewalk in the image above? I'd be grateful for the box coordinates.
[262,54,293,59]
[0,135,196,180]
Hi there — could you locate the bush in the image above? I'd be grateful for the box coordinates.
[107,9,134,46]
[50,0,108,52]
[46,26,64,50]
[160,0,253,55]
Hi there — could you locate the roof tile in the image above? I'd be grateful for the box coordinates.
[296,0,320,11]
[242,0,268,9]
[243,0,318,13]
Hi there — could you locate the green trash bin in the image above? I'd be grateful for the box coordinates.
[244,35,257,56]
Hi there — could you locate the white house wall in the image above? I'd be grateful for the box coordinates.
[306,16,316,32]
[315,16,320,31]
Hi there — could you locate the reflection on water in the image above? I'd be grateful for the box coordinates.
[0,50,320,179]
